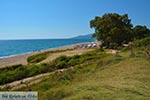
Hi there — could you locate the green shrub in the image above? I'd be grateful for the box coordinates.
[68,59,79,66]
[0,75,6,85]
[134,37,150,47]
[39,63,54,73]
[0,64,23,73]
[54,55,70,69]
[56,61,67,69]
[14,66,28,80]
[72,55,81,59]
[27,53,49,64]
[54,55,70,63]
[27,65,42,77]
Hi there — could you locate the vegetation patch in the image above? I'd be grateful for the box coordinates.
[0,51,105,85]
[27,49,72,64]
[0,64,23,73]
[133,37,150,47]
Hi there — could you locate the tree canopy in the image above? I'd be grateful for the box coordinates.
[90,13,133,48]
[133,25,150,39]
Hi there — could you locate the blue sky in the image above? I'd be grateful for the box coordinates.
[0,0,150,39]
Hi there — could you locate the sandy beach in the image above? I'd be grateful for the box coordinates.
[0,42,96,67]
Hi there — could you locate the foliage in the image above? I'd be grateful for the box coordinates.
[27,52,49,64]
[133,37,150,47]
[133,25,150,39]
[0,63,53,85]
[0,52,103,85]
[0,64,23,73]
[90,13,133,48]
[54,55,70,69]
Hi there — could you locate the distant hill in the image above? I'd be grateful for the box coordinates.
[71,34,93,39]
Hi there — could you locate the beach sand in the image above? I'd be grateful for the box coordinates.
[0,53,32,67]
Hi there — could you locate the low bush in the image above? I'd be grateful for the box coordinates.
[53,53,103,69]
[27,52,49,64]
[56,61,67,69]
[0,64,23,73]
[134,37,150,47]
[54,55,70,64]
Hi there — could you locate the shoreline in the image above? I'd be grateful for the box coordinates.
[0,42,96,67]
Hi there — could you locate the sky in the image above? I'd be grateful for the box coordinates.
[0,0,150,39]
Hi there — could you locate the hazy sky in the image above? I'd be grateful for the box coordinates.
[0,0,150,39]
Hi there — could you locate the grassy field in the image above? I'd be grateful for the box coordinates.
[17,47,150,100]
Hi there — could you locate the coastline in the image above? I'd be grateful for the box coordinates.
[0,42,95,67]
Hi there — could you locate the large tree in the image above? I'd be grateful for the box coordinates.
[90,13,133,48]
[133,25,150,39]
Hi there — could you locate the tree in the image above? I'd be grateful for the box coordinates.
[133,25,150,39]
[90,13,133,48]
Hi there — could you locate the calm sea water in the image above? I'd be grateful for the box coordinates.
[0,39,94,58]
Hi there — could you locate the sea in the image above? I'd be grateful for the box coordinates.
[0,39,95,58]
